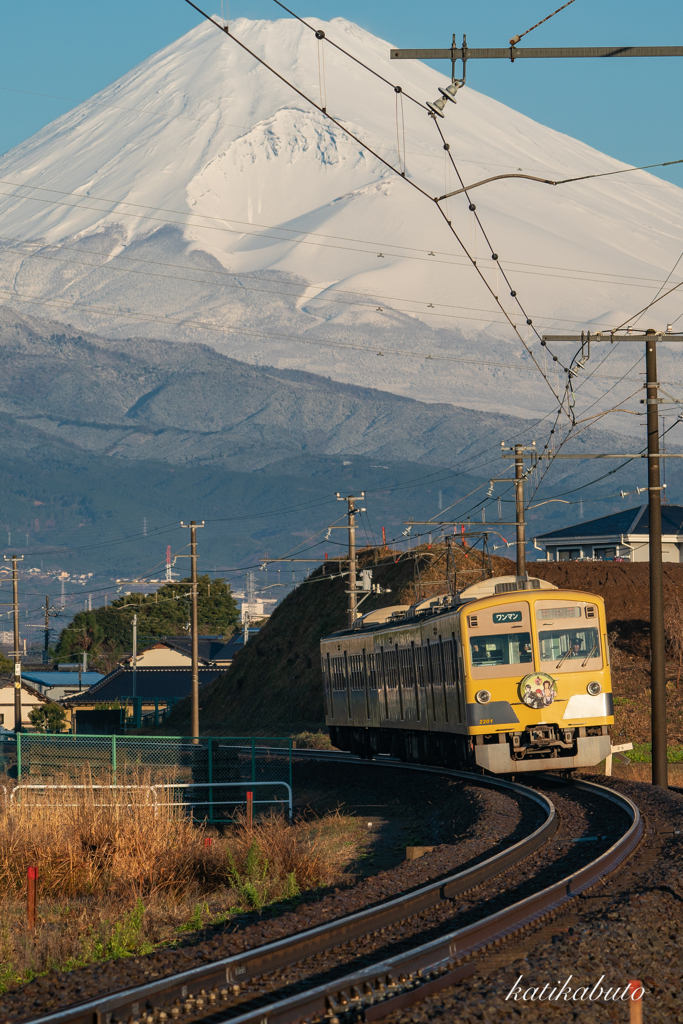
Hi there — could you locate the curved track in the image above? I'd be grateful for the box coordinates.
[24,756,642,1024]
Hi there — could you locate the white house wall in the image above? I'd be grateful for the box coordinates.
[543,537,683,562]
[0,684,51,730]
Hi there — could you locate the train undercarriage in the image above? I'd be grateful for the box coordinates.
[329,723,612,774]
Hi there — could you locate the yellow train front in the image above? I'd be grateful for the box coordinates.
[321,575,613,773]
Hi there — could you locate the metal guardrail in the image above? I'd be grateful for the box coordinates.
[6,781,292,821]
[154,781,293,822]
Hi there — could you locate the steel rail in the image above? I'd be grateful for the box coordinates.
[24,759,555,1024]
[219,774,642,1024]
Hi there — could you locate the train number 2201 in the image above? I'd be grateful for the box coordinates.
[478,719,493,725]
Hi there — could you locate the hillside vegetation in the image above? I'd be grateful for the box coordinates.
[164,544,683,742]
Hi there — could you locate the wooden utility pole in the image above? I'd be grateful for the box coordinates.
[181,520,205,741]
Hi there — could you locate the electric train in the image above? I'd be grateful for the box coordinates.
[320,575,613,773]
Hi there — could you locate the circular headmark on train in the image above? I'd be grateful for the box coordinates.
[519,672,557,710]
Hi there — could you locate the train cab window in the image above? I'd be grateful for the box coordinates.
[466,602,533,677]
[538,627,601,670]
[535,600,602,672]
[469,632,532,668]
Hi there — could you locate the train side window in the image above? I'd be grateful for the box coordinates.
[331,656,346,690]
[349,653,365,690]
[442,638,457,685]
[423,643,436,684]
[367,652,378,688]
[431,639,444,685]
[384,648,399,687]
[398,647,413,686]
[413,644,426,685]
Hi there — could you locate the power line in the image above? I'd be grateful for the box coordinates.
[0,237,591,330]
[509,0,579,47]
[181,0,568,417]
[0,287,565,376]
[2,213,677,294]
[436,157,683,200]
[271,0,428,111]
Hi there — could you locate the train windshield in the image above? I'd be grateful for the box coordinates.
[538,627,601,670]
[469,632,533,668]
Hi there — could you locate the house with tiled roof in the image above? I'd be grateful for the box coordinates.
[62,631,258,729]
[535,505,683,562]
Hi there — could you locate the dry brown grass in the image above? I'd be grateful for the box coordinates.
[0,775,364,992]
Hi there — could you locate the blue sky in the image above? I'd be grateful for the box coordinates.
[1,0,682,186]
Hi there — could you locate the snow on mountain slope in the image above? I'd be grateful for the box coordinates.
[1,15,682,423]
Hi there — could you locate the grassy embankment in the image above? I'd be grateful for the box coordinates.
[0,775,364,993]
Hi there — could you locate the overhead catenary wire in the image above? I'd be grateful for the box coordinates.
[270,0,428,111]
[436,157,683,201]
[5,236,621,331]
[2,191,679,295]
[509,0,580,47]
[0,286,568,376]
[180,0,569,417]
[269,3,571,414]
[6,84,681,193]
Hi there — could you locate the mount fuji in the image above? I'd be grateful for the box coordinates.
[1,14,683,422]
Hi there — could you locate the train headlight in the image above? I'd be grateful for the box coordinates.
[475,689,491,704]
[587,681,602,696]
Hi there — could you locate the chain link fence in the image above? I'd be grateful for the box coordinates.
[0,735,292,822]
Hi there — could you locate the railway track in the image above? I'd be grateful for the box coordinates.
[23,755,642,1024]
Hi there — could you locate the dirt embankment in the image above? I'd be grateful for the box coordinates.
[162,545,683,745]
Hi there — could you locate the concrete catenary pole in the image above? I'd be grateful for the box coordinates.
[180,520,204,742]
[515,445,526,577]
[11,556,22,731]
[646,330,668,789]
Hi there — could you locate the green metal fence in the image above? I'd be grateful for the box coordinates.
[0,735,292,823]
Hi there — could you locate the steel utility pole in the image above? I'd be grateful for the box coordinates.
[3,555,24,732]
[336,493,365,627]
[181,520,205,742]
[541,328,683,789]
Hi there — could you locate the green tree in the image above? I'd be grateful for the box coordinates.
[54,576,239,670]
[29,703,67,733]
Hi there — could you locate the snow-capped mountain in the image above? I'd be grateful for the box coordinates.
[1,14,682,422]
